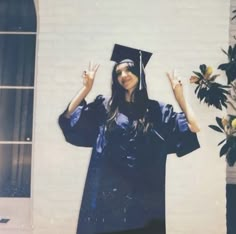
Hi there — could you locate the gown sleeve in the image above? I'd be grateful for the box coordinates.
[58,95,107,147]
[160,103,200,157]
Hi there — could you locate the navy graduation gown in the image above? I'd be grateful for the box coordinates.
[58,95,200,234]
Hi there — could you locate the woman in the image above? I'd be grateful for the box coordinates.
[58,44,200,234]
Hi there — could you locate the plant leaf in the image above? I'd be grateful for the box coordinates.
[208,125,224,133]
[220,143,230,157]
[228,46,233,58]
[216,117,224,130]
[233,15,236,21]
[194,85,200,94]
[226,69,236,84]
[221,48,228,56]
[218,63,229,70]
[226,148,236,166]
[199,64,207,74]
[222,101,228,108]
[193,71,204,80]
[232,44,236,59]
[218,138,226,146]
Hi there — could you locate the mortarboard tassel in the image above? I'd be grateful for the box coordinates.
[139,51,146,90]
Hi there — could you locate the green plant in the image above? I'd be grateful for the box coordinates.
[209,116,236,166]
[218,45,236,84]
[190,64,229,110]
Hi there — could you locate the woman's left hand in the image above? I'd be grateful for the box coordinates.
[166,70,184,102]
[166,70,200,133]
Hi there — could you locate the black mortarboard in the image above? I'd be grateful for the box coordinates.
[111,44,152,67]
[110,44,152,90]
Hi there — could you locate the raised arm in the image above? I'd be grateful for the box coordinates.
[166,70,200,133]
[65,62,100,118]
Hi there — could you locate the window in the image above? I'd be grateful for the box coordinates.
[0,0,36,197]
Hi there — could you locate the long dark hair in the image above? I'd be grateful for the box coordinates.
[106,59,151,133]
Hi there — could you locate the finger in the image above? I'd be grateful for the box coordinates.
[173,69,179,81]
[174,69,180,79]
[82,73,87,79]
[82,70,86,77]
[93,64,100,73]
[90,61,94,71]
[173,69,177,77]
[166,72,172,82]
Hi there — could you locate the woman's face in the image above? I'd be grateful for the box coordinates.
[115,62,139,93]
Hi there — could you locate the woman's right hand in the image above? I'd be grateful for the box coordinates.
[82,62,100,91]
[65,62,100,117]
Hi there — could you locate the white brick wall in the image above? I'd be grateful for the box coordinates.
[33,0,229,233]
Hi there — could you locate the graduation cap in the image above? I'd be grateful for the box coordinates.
[110,44,152,90]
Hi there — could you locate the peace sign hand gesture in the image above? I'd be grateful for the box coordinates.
[166,69,200,133]
[82,62,100,91]
[166,69,184,102]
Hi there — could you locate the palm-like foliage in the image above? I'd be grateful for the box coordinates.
[218,45,236,84]
[190,64,229,110]
[209,117,236,166]
[195,9,236,167]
